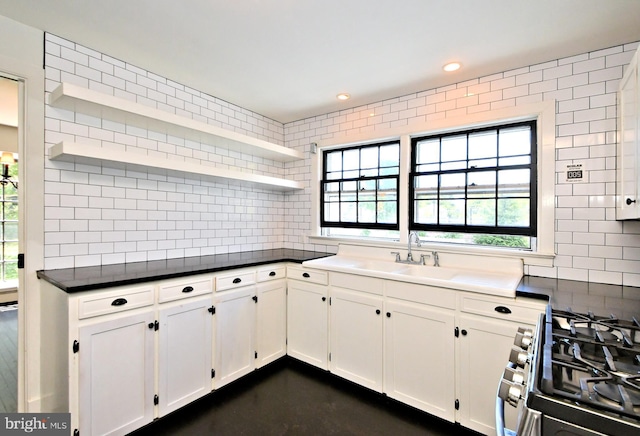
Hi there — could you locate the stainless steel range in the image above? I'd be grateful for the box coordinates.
[497,306,640,435]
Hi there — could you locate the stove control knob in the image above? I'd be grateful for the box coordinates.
[503,366,526,385]
[508,347,529,368]
[498,379,523,407]
[514,330,533,349]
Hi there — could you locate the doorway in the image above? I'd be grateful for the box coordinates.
[0,75,19,413]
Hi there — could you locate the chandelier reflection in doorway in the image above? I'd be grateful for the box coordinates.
[1,152,17,189]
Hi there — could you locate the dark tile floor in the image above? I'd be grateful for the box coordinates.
[0,303,18,413]
[131,358,479,436]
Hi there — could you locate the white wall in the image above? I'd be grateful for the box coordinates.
[43,34,291,270]
[284,41,640,287]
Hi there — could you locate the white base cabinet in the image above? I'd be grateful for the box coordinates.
[286,266,329,370]
[256,276,287,368]
[158,296,213,416]
[213,270,257,389]
[384,298,455,422]
[78,311,155,436]
[40,259,545,436]
[329,287,383,392]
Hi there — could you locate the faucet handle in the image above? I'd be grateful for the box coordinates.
[419,254,431,265]
[390,251,401,262]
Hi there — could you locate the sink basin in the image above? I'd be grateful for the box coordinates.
[352,259,409,273]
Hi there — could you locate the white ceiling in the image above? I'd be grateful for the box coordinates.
[1,1,640,123]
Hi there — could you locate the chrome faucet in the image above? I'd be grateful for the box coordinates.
[407,231,421,262]
[432,251,440,267]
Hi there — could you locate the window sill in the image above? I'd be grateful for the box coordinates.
[308,235,555,267]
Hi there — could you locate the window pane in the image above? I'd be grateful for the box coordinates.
[378,201,397,224]
[325,202,340,222]
[416,139,440,164]
[4,262,17,281]
[4,222,18,240]
[468,171,496,198]
[499,156,530,166]
[361,147,379,171]
[415,200,437,224]
[468,130,497,160]
[358,202,376,223]
[326,151,343,173]
[440,199,465,224]
[343,149,359,171]
[4,241,18,260]
[440,173,465,199]
[341,202,357,222]
[441,135,467,162]
[498,198,529,227]
[468,199,496,226]
[380,144,399,167]
[379,178,397,191]
[498,169,530,197]
[499,126,531,157]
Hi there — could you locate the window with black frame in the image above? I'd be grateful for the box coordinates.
[321,141,400,236]
[410,121,537,248]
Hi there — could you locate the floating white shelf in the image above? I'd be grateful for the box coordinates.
[49,142,304,191]
[47,82,303,163]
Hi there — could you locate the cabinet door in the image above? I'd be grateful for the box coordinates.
[286,280,328,369]
[456,314,530,435]
[617,51,640,219]
[78,311,155,436]
[330,287,383,392]
[213,286,256,389]
[384,299,455,422]
[158,297,213,416]
[256,279,287,368]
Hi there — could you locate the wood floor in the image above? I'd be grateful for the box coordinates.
[0,303,17,413]
[131,357,479,436]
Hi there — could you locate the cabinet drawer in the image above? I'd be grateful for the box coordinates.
[216,270,256,291]
[158,277,212,303]
[78,286,155,319]
[460,295,545,324]
[257,265,286,282]
[287,265,328,285]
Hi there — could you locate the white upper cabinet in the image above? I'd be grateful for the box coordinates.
[47,82,305,191]
[617,46,640,219]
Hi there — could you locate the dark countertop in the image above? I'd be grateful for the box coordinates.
[37,250,640,320]
[37,249,332,293]
[516,275,640,319]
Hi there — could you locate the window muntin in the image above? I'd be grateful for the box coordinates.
[321,141,400,231]
[410,121,536,239]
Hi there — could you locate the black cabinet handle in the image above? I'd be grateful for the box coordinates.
[111,298,127,306]
[322,297,326,302]
[461,329,468,336]
[148,322,155,329]
[376,309,381,315]
[386,312,391,318]
[252,296,258,303]
[269,271,276,277]
[627,198,636,205]
[233,278,242,284]
[495,306,512,314]
[302,272,310,278]
[182,286,194,293]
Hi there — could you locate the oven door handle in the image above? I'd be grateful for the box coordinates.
[496,363,517,436]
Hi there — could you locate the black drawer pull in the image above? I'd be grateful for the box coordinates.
[376,309,381,315]
[182,286,194,293]
[233,278,242,284]
[302,272,310,278]
[495,306,512,314]
[269,271,276,277]
[111,298,128,306]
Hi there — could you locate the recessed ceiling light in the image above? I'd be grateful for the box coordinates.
[443,62,461,72]
[337,93,350,101]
